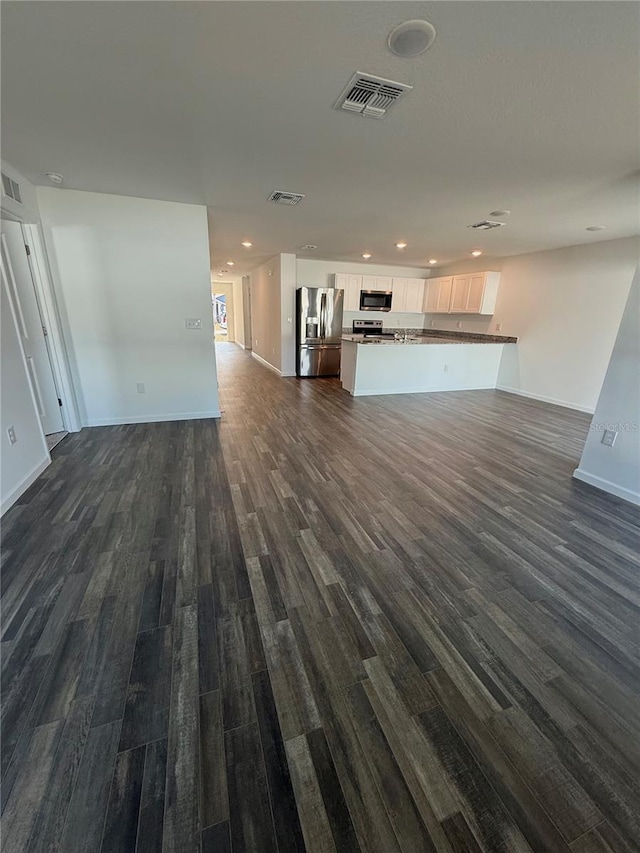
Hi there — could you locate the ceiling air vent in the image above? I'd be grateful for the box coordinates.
[1,172,22,204]
[468,220,506,231]
[268,190,305,205]
[335,72,412,119]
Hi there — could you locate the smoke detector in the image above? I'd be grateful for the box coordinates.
[335,72,412,119]
[300,244,318,250]
[388,20,436,57]
[468,220,506,231]
[268,190,305,205]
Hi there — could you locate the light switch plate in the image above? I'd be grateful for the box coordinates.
[601,429,617,447]
[185,318,202,330]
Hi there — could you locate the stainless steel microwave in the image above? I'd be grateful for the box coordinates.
[360,290,392,312]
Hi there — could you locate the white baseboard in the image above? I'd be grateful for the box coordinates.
[234,341,246,350]
[350,384,496,397]
[84,411,221,427]
[496,385,595,414]
[572,468,640,506]
[251,352,282,375]
[1,455,51,516]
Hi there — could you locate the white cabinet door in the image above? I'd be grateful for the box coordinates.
[374,276,392,291]
[451,275,471,312]
[424,277,453,313]
[391,277,408,312]
[466,274,486,313]
[335,273,361,311]
[405,279,425,313]
[361,275,377,291]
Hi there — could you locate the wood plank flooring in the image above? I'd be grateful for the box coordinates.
[2,341,640,852]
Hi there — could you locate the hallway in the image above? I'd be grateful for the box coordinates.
[2,344,640,852]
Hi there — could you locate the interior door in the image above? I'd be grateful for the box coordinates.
[1,219,64,435]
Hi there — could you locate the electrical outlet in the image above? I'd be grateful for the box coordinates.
[456,321,463,329]
[185,318,202,330]
[430,320,435,327]
[443,364,449,373]
[601,429,617,447]
[495,322,502,332]
[7,425,17,445]
[137,383,146,394]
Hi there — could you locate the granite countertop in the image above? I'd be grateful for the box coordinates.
[342,333,515,346]
[341,328,518,345]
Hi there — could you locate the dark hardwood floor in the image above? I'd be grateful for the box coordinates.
[2,342,640,852]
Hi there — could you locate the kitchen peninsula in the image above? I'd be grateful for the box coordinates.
[340,329,517,397]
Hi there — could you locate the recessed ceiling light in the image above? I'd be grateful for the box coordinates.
[218,271,225,276]
[471,250,483,257]
[490,209,511,217]
[226,261,234,266]
[429,258,438,264]
[46,172,64,184]
[300,244,318,251]
[395,242,408,249]
[241,241,253,248]
[362,253,372,259]
[388,19,436,57]
[586,225,607,231]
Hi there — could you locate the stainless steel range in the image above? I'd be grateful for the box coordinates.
[352,319,397,339]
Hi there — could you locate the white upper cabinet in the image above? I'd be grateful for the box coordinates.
[392,277,425,313]
[334,272,430,314]
[334,273,361,311]
[423,277,453,313]
[424,272,500,315]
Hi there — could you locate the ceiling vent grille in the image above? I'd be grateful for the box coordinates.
[468,220,506,231]
[335,72,412,119]
[268,190,305,205]
[1,172,22,204]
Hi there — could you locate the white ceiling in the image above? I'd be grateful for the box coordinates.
[2,2,639,274]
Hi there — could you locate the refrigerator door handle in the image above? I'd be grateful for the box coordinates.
[320,292,326,339]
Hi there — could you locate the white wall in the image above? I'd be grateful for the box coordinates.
[38,188,220,426]
[249,255,282,372]
[232,277,244,346]
[296,258,432,289]
[432,237,639,412]
[279,253,297,377]
[1,232,51,514]
[574,267,640,504]
[297,258,432,330]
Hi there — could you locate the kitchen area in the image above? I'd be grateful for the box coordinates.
[296,270,517,396]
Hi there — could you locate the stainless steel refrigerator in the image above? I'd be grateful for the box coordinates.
[296,287,344,377]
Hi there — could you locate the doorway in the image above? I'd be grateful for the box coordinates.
[212,282,235,343]
[1,219,66,443]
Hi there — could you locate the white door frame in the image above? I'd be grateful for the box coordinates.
[21,222,81,432]
[2,214,81,433]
